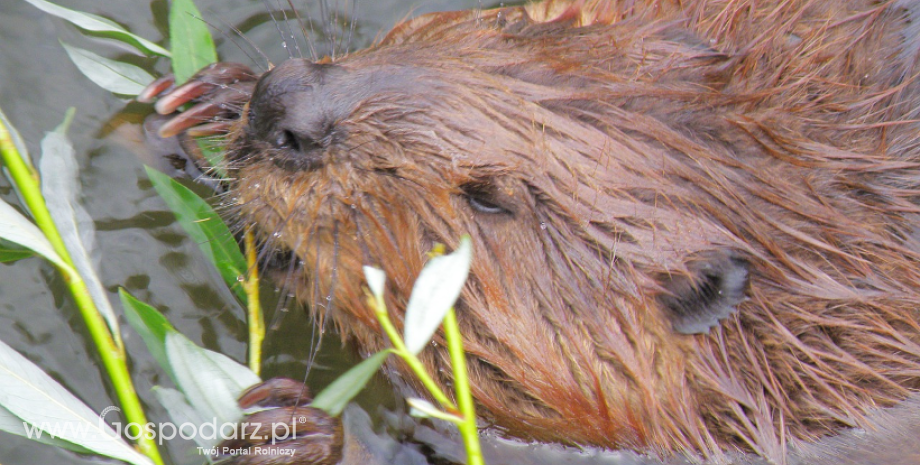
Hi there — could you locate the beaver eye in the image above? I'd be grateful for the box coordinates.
[462,184,511,215]
[469,196,507,214]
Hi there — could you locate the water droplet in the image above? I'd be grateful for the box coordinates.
[540,222,547,230]
[272,232,282,238]
[236,275,245,283]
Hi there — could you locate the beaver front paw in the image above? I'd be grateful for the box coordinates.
[217,378,344,465]
[138,62,257,139]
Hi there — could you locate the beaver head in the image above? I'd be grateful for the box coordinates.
[223,0,920,459]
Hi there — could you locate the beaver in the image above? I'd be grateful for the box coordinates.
[141,0,920,463]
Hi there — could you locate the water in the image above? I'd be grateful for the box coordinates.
[0,1,491,464]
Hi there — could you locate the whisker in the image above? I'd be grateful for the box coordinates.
[305,0,319,61]
[331,0,342,60]
[203,8,270,72]
[327,220,341,311]
[319,0,335,59]
[267,242,302,332]
[364,193,409,272]
[349,202,373,266]
[344,0,357,56]
[262,0,295,60]
[287,0,317,62]
[274,0,304,59]
[305,219,340,382]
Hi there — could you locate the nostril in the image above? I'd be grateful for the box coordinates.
[267,127,327,172]
[274,129,301,152]
[273,129,324,153]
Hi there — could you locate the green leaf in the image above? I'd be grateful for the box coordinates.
[145,166,247,302]
[23,0,170,57]
[0,339,154,465]
[40,108,121,339]
[169,0,217,84]
[403,236,473,355]
[165,332,260,426]
[62,42,155,96]
[0,244,36,263]
[0,198,74,275]
[196,138,227,178]
[123,291,260,448]
[311,350,391,417]
[119,289,178,385]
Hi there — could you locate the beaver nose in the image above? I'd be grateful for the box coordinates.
[246,59,347,171]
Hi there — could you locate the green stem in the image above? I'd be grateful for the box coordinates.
[244,230,263,376]
[371,297,456,411]
[443,309,484,465]
[0,114,164,465]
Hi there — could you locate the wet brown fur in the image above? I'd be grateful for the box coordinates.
[224,0,920,461]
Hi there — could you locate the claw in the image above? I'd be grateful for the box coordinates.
[157,101,223,138]
[186,121,234,137]
[142,62,256,115]
[154,80,215,115]
[156,81,256,138]
[238,377,312,408]
[192,62,257,85]
[137,75,175,103]
[215,378,343,465]
[140,62,257,186]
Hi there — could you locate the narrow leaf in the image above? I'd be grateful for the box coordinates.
[197,138,227,178]
[0,106,32,170]
[403,236,473,355]
[0,198,74,274]
[0,246,35,263]
[23,0,170,56]
[151,387,215,449]
[145,166,247,302]
[406,398,462,423]
[119,289,177,384]
[311,350,391,417]
[169,0,217,84]
[363,266,386,300]
[165,332,259,426]
[0,404,93,453]
[62,42,155,96]
[40,109,120,338]
[0,339,153,465]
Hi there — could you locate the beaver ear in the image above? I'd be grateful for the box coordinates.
[657,250,750,334]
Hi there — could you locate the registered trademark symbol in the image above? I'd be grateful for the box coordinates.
[297,416,307,424]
